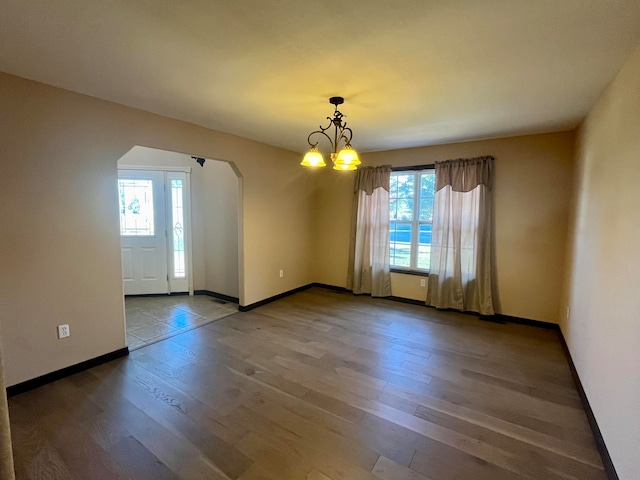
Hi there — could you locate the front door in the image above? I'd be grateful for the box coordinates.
[118,170,168,295]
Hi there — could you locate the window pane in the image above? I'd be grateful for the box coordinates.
[421,172,436,196]
[390,172,415,221]
[419,171,435,222]
[419,198,434,223]
[118,179,154,236]
[417,224,432,270]
[389,198,398,221]
[419,223,432,245]
[417,244,431,270]
[390,174,398,198]
[396,198,413,221]
[390,222,411,267]
[418,224,431,270]
[171,179,186,278]
[394,174,414,199]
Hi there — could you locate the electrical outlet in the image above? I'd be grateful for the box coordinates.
[279,269,284,278]
[420,278,426,287]
[58,324,70,339]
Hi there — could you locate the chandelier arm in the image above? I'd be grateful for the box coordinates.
[307,129,335,149]
[338,126,354,146]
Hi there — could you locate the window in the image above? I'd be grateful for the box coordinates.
[170,179,186,279]
[390,169,435,271]
[118,178,155,236]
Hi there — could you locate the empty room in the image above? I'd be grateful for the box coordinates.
[1,1,639,480]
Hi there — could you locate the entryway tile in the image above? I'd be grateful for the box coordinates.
[128,321,179,341]
[124,295,237,350]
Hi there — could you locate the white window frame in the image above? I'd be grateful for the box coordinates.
[390,168,435,273]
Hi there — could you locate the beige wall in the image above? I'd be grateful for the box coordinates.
[202,160,239,297]
[312,131,576,323]
[562,45,640,480]
[118,146,240,297]
[0,73,314,386]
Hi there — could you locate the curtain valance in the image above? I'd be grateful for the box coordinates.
[435,156,494,193]
[353,165,391,195]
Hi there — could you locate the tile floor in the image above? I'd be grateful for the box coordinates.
[125,294,237,350]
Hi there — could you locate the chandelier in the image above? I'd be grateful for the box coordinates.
[301,97,361,171]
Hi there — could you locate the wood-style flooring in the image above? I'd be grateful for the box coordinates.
[8,287,606,479]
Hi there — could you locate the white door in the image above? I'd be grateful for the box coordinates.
[118,170,169,295]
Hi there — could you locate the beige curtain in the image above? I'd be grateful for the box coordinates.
[347,165,392,297]
[0,329,15,480]
[427,156,495,315]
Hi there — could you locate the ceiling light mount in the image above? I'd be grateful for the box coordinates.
[301,97,361,171]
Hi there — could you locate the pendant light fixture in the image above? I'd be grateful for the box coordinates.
[301,97,361,171]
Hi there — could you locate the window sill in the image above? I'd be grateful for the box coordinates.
[390,268,429,277]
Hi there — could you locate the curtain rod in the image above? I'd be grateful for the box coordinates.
[392,156,495,172]
[391,163,435,172]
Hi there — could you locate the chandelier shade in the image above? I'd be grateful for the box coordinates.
[333,162,357,171]
[301,97,360,171]
[334,144,360,167]
[300,146,326,167]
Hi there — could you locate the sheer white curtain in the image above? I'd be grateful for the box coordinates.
[427,156,495,315]
[0,329,15,480]
[347,165,392,297]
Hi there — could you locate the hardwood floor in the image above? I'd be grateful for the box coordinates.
[8,287,606,479]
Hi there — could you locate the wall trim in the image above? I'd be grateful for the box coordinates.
[390,269,429,277]
[558,330,619,480]
[194,289,240,304]
[6,347,130,397]
[493,314,559,330]
[385,295,426,306]
[312,283,352,293]
[125,292,188,298]
[238,284,315,311]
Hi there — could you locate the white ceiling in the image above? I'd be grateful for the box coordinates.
[2,1,640,153]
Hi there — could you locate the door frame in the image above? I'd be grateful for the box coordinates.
[118,166,194,295]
